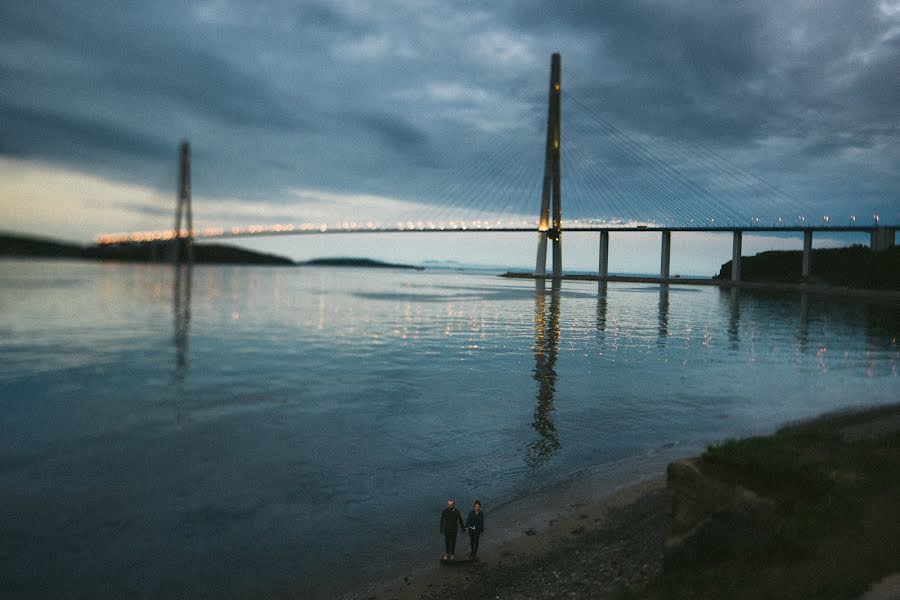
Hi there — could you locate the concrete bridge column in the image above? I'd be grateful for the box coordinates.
[598,230,609,278]
[731,231,742,282]
[802,229,813,279]
[870,227,895,251]
[536,232,548,276]
[660,230,671,279]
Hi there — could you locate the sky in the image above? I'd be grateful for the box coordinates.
[1,0,898,273]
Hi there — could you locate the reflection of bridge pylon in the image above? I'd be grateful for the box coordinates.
[173,262,192,381]
[535,53,562,277]
[527,278,561,467]
[172,261,192,426]
[172,139,194,263]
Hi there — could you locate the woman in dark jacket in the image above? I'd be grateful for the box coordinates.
[465,500,485,558]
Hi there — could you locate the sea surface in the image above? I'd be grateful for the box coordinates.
[0,259,897,598]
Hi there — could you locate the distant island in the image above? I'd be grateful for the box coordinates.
[714,245,899,290]
[299,257,424,270]
[1,232,294,265]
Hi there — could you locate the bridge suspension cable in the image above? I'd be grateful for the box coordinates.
[101,57,888,246]
[562,92,820,227]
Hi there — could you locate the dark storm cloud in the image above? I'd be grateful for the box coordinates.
[515,1,897,148]
[0,0,897,223]
[354,112,430,153]
[504,0,899,218]
[0,102,173,161]
[506,1,774,138]
[1,3,309,131]
[110,46,310,132]
[290,1,371,34]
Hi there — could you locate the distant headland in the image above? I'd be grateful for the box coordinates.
[0,232,293,265]
[298,257,424,270]
[502,245,899,293]
[714,245,899,290]
[1,232,427,271]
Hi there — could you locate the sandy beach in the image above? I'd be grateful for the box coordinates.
[338,476,669,600]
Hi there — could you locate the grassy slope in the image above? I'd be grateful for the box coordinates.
[646,404,900,600]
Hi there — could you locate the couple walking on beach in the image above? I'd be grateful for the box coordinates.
[440,499,484,560]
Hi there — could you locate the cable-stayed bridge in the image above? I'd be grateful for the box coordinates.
[97,53,897,280]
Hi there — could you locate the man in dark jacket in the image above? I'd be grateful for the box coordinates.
[465,500,485,558]
[439,499,465,559]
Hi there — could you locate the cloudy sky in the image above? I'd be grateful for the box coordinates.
[1,0,897,272]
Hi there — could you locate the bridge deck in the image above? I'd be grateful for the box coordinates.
[98,224,895,244]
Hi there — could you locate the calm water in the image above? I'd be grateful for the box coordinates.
[0,259,897,598]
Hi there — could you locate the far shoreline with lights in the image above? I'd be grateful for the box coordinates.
[3,231,897,291]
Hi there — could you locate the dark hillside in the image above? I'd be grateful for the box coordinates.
[715,245,899,290]
[0,233,84,258]
[1,232,294,265]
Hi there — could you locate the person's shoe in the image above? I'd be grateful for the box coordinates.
[450,554,454,560]
[442,554,448,560]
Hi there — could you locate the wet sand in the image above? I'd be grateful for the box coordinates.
[339,476,667,600]
[333,406,900,600]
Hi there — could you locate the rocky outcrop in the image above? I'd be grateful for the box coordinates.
[855,573,900,600]
[665,458,779,555]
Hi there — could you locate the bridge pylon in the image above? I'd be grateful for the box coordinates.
[172,140,194,263]
[536,53,562,277]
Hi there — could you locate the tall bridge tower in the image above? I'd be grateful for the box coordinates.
[536,53,562,277]
[173,140,193,263]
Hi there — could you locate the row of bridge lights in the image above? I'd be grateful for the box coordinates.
[753,214,880,227]
[95,213,886,244]
[586,214,884,228]
[96,219,541,244]
[679,214,881,227]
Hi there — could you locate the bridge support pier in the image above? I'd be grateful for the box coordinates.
[802,229,812,279]
[598,230,609,278]
[552,230,562,277]
[536,232,549,276]
[660,230,671,278]
[870,227,895,251]
[731,231,742,282]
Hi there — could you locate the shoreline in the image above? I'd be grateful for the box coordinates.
[340,478,668,600]
[501,271,900,300]
[337,402,900,600]
[335,444,699,600]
